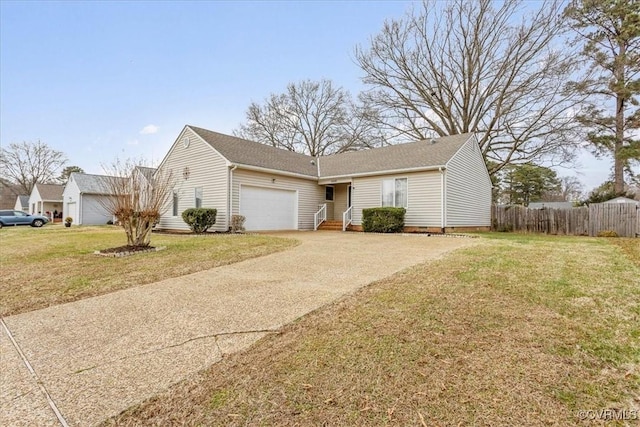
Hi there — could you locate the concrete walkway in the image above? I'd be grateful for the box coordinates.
[1,232,477,426]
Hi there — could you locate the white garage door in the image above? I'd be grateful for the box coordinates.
[82,195,113,225]
[240,186,297,231]
[66,202,77,223]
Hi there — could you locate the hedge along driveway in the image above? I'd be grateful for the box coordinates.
[1,231,477,427]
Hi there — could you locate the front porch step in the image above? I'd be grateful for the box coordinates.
[317,220,343,231]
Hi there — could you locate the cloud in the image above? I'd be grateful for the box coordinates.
[128,139,140,146]
[139,124,159,135]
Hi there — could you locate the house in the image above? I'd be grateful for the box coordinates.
[156,125,493,232]
[131,166,156,208]
[528,201,574,209]
[0,178,21,209]
[29,183,64,218]
[63,173,122,225]
[14,195,29,212]
[603,196,639,206]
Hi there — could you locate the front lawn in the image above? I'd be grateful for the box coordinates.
[106,234,640,426]
[0,225,296,316]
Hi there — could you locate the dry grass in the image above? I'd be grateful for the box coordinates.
[608,238,640,267]
[0,225,296,316]
[105,234,640,426]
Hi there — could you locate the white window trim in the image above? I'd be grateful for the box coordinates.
[195,187,203,208]
[172,191,179,216]
[381,177,408,208]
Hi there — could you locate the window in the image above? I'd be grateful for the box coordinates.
[172,191,178,216]
[325,186,334,201]
[195,187,203,208]
[382,178,407,208]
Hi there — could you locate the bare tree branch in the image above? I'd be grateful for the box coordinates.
[99,159,174,247]
[355,0,586,175]
[0,140,67,194]
[235,79,386,156]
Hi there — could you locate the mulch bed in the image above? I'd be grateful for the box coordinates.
[94,245,166,258]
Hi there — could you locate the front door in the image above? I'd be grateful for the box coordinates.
[348,185,352,208]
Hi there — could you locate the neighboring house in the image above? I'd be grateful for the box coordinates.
[134,166,156,184]
[0,178,21,209]
[603,196,639,206]
[156,125,492,232]
[14,195,29,212]
[29,183,64,218]
[63,173,123,225]
[528,202,574,209]
[132,166,157,207]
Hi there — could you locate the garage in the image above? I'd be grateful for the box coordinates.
[240,185,297,231]
[66,202,77,223]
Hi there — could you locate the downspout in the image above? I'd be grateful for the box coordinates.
[227,164,238,231]
[439,167,445,233]
[79,192,83,225]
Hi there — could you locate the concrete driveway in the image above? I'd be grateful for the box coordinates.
[1,232,477,426]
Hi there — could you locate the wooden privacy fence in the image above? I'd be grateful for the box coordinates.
[492,204,639,237]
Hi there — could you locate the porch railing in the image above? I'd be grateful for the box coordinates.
[314,203,327,230]
[342,206,353,231]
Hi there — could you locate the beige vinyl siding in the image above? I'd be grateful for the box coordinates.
[352,171,442,227]
[232,169,323,230]
[445,137,492,227]
[157,127,229,231]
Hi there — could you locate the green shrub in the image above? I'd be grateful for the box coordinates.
[182,208,217,233]
[362,207,406,233]
[597,230,619,237]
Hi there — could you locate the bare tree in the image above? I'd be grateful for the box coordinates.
[542,175,585,202]
[235,79,386,156]
[99,159,174,247]
[0,140,67,194]
[565,0,640,193]
[355,0,585,175]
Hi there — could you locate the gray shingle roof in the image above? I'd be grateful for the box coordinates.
[0,179,21,209]
[35,183,64,201]
[318,134,473,178]
[188,126,473,179]
[134,166,156,181]
[188,126,318,177]
[69,173,125,194]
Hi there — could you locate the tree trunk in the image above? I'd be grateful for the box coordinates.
[614,38,626,194]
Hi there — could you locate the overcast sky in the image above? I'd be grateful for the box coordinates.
[0,0,614,191]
